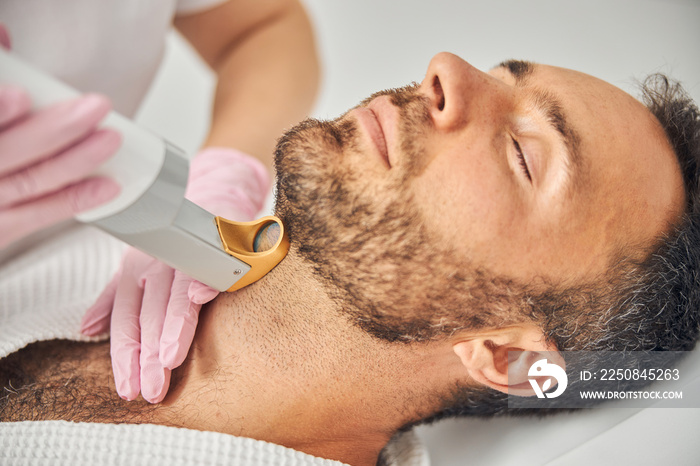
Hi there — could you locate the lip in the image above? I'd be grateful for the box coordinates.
[352,96,398,169]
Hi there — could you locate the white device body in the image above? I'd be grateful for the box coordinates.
[0,47,167,222]
[0,48,255,291]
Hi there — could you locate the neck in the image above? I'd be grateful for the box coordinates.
[155,250,449,465]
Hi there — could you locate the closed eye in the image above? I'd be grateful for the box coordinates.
[512,137,532,182]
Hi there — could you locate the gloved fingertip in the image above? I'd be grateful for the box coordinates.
[80,279,119,335]
[112,355,140,401]
[80,319,108,336]
[160,305,199,370]
[0,85,31,126]
[141,363,171,404]
[90,176,122,200]
[188,281,219,304]
[73,177,121,213]
[80,313,98,333]
[90,127,123,156]
[80,303,110,335]
[159,340,188,370]
[114,374,139,402]
[73,93,112,119]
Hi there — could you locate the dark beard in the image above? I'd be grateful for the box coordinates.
[274,85,531,342]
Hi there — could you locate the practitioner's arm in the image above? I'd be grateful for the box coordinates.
[176,0,319,168]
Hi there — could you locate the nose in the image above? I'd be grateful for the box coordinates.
[422,52,510,131]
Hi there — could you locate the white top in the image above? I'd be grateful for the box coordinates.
[0,0,227,116]
[0,153,430,466]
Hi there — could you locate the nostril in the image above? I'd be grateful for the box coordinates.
[433,76,445,111]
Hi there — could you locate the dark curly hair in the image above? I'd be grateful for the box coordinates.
[543,75,700,355]
[422,74,700,423]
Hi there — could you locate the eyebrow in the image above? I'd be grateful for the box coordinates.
[496,60,584,188]
[497,59,535,85]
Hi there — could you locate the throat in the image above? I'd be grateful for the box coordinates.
[155,252,418,464]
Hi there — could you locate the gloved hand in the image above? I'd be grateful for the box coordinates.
[0,24,121,249]
[81,147,270,403]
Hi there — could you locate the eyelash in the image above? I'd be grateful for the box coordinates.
[512,137,532,182]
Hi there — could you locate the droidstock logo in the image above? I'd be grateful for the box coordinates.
[528,359,568,398]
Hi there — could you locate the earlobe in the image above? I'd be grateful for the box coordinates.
[452,324,563,396]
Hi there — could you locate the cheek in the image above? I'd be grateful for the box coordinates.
[407,145,523,260]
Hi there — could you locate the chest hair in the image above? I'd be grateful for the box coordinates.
[0,340,158,423]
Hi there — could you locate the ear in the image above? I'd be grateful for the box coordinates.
[452,324,564,396]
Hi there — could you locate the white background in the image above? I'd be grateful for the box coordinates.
[135,1,700,465]
[137,0,700,156]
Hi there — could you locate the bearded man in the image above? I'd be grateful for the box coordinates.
[1,53,699,466]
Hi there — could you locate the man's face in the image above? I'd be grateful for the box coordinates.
[274,53,685,341]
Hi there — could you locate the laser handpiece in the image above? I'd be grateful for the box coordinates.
[0,48,288,292]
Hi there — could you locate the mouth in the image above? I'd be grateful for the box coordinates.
[351,96,397,169]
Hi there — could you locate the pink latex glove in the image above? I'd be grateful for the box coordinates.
[81,147,270,403]
[0,24,120,249]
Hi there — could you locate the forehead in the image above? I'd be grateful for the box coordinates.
[494,60,686,269]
